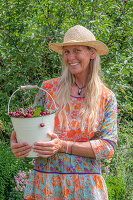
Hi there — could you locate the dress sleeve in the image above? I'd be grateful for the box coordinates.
[33,82,46,107]
[90,94,117,160]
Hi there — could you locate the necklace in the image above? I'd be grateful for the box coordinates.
[75,82,85,95]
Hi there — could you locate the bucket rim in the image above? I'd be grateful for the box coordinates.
[9,111,56,119]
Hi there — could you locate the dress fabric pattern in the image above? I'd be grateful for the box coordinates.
[24,78,117,200]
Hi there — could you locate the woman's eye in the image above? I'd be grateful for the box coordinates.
[63,50,69,54]
[74,49,81,53]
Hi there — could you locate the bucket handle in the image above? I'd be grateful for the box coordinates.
[8,85,57,114]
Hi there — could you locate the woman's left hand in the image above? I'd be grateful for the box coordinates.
[33,133,62,158]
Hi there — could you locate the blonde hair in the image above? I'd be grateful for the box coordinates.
[56,48,103,131]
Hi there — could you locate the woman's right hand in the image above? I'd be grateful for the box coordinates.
[10,131,32,158]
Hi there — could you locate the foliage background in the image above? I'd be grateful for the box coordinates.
[0,0,132,199]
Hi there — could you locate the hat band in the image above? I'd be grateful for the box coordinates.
[63,39,96,43]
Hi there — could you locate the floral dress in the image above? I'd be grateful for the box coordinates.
[24,78,117,200]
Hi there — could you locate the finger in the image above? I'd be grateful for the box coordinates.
[12,144,32,154]
[12,149,31,159]
[11,142,31,151]
[36,149,54,158]
[16,150,31,159]
[11,131,17,143]
[11,144,32,158]
[34,149,52,155]
[11,131,31,146]
[18,153,29,158]
[19,147,32,156]
[33,145,55,155]
[35,145,59,156]
[14,146,32,158]
[48,132,58,140]
[37,154,51,158]
[34,141,54,147]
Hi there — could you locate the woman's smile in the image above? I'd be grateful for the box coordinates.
[70,63,79,66]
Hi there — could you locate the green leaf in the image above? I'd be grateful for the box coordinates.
[32,107,42,117]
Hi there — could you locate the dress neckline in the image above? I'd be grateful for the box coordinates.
[70,95,85,99]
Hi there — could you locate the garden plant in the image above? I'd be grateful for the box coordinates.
[0,0,132,199]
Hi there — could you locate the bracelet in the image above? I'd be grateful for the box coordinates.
[66,141,69,154]
[71,142,75,154]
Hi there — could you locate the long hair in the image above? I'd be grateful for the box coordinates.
[55,48,103,131]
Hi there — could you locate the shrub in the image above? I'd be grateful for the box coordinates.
[0,142,34,199]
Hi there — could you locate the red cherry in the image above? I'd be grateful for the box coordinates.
[47,38,51,43]
[42,111,46,115]
[26,113,32,118]
[15,113,20,117]
[9,112,13,116]
[40,123,45,127]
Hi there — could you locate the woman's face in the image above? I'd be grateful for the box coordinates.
[63,45,96,77]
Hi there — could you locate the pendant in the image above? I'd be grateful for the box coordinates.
[78,88,82,95]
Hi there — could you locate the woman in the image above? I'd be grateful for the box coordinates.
[11,25,117,199]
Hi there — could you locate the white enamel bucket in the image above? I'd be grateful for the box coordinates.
[8,85,57,157]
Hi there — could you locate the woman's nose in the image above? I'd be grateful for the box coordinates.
[67,52,75,61]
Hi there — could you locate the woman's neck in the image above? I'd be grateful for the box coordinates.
[74,76,88,88]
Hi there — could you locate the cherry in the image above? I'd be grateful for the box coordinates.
[26,113,32,118]
[40,123,45,127]
[9,112,13,116]
[47,38,51,43]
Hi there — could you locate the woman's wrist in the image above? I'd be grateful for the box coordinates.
[59,140,70,154]
[59,140,74,154]
[66,141,69,153]
[59,140,66,153]
[70,142,75,154]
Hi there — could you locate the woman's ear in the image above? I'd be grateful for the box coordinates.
[90,49,96,59]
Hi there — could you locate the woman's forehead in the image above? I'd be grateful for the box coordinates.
[63,45,88,50]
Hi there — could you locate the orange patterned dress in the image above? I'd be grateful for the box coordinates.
[24,78,117,200]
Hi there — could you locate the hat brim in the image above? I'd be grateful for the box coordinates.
[49,40,109,56]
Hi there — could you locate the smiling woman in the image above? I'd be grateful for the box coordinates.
[10,25,117,200]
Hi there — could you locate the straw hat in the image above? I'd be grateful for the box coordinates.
[49,25,109,56]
